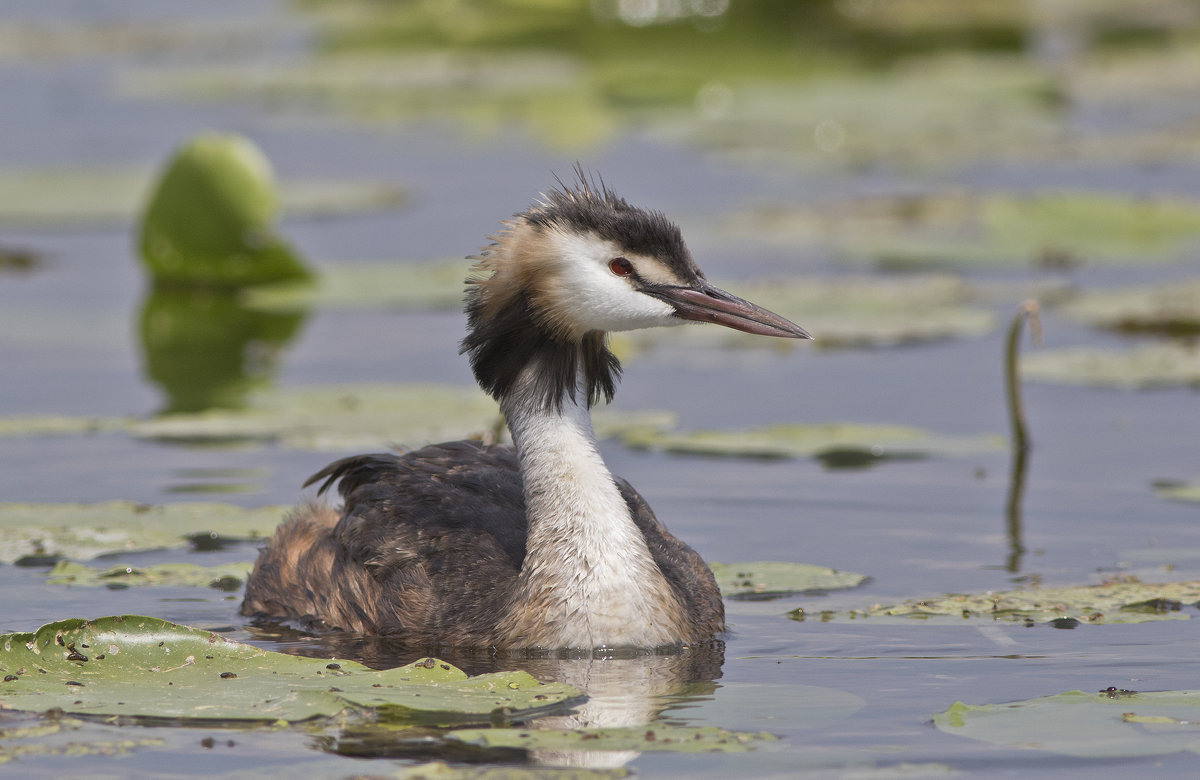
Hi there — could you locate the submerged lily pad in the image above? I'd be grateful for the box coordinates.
[0,616,578,723]
[1020,344,1200,389]
[0,501,285,563]
[1058,280,1200,336]
[619,421,1002,463]
[935,690,1200,758]
[710,562,868,599]
[447,724,772,754]
[45,561,253,591]
[797,579,1200,625]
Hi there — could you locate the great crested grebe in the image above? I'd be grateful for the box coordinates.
[241,174,810,649]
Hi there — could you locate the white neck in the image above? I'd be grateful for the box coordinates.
[497,373,688,649]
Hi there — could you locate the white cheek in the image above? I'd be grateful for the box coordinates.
[560,260,677,332]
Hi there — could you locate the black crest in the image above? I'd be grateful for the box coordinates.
[526,169,701,285]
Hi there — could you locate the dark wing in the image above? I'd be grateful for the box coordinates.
[310,441,528,570]
[304,441,528,642]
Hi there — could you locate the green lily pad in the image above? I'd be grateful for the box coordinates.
[447,724,772,754]
[1058,280,1200,336]
[621,274,994,350]
[735,192,1200,270]
[241,259,467,313]
[394,763,629,780]
[710,562,868,599]
[45,561,253,591]
[0,501,285,564]
[1020,344,1200,389]
[0,164,405,228]
[796,579,1200,625]
[132,383,500,451]
[139,133,312,287]
[618,421,1002,463]
[934,690,1200,758]
[1156,482,1200,503]
[0,616,579,724]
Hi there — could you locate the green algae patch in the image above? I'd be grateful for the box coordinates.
[796,579,1200,625]
[0,617,579,724]
[934,690,1200,758]
[0,501,285,564]
[1057,280,1200,336]
[447,724,773,754]
[1020,344,1200,389]
[618,421,1002,465]
[45,561,253,591]
[710,562,868,600]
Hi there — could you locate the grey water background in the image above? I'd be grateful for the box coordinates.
[1,0,1200,776]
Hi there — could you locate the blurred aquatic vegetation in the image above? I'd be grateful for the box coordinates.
[103,0,1200,170]
[1057,279,1200,336]
[728,191,1200,270]
[1020,343,1200,389]
[139,133,313,288]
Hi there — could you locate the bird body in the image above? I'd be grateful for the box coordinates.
[241,174,809,650]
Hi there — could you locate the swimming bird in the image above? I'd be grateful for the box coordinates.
[241,174,810,650]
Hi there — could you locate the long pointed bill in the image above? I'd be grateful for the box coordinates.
[645,281,812,339]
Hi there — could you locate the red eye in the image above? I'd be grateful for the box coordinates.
[609,257,633,276]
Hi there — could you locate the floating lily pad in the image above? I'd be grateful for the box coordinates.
[0,501,285,564]
[1058,280,1200,336]
[45,561,253,591]
[735,192,1200,270]
[394,763,628,780]
[447,724,772,754]
[618,421,1002,463]
[1156,482,1200,503]
[0,616,579,724]
[710,562,868,599]
[0,165,405,228]
[934,690,1200,758]
[242,259,467,313]
[1020,344,1200,389]
[795,579,1200,625]
[132,384,500,451]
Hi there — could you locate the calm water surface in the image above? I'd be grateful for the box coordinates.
[2,1,1199,777]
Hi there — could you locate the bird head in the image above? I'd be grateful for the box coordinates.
[462,173,809,410]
